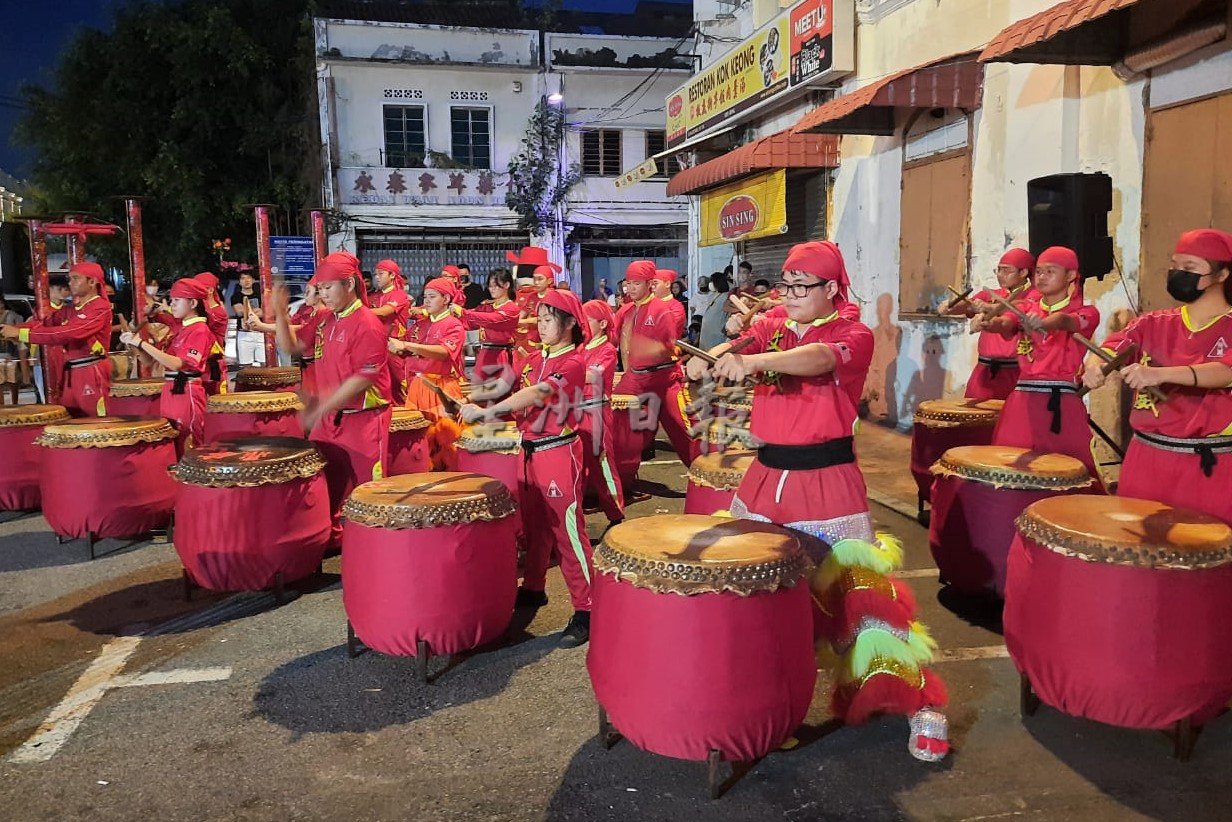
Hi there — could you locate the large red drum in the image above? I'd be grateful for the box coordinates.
[588,515,815,763]
[610,393,646,493]
[234,365,301,393]
[37,417,178,540]
[341,472,519,659]
[387,407,431,476]
[107,378,163,417]
[1005,495,1232,735]
[928,446,1092,596]
[203,390,303,444]
[0,404,69,510]
[455,422,522,500]
[911,399,1002,514]
[171,436,331,592]
[684,450,755,515]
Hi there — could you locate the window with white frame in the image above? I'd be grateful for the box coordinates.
[450,107,492,169]
[644,130,682,178]
[383,105,426,167]
[582,129,622,177]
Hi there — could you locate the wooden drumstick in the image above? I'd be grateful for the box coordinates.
[1076,345,1136,398]
[941,286,973,314]
[676,335,755,364]
[1073,334,1167,404]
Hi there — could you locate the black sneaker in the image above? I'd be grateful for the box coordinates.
[558,611,591,648]
[515,587,549,609]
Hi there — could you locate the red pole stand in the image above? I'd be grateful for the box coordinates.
[125,198,148,322]
[63,214,83,266]
[311,210,327,263]
[252,205,278,366]
[25,220,54,402]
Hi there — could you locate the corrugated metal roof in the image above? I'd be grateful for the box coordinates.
[665,130,839,196]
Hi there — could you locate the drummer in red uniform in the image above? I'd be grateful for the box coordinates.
[460,288,594,647]
[463,268,520,397]
[193,272,230,393]
[2,262,112,417]
[249,283,327,395]
[21,274,71,403]
[977,246,1101,479]
[686,241,875,542]
[121,277,214,453]
[1084,228,1232,521]
[613,260,695,467]
[506,247,560,361]
[368,260,411,403]
[941,248,1034,400]
[579,298,624,523]
[277,252,392,542]
[653,269,687,339]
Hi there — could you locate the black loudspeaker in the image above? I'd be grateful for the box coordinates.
[1027,172,1114,281]
[0,222,32,294]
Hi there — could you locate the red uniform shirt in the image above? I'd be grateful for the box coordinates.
[1103,306,1232,438]
[517,344,587,438]
[293,304,327,359]
[660,296,686,339]
[464,299,520,345]
[166,316,213,373]
[1003,293,1099,382]
[972,287,1021,360]
[736,313,873,445]
[314,299,391,410]
[618,296,678,370]
[583,334,618,400]
[370,285,410,340]
[20,294,110,359]
[514,290,544,354]
[204,301,229,346]
[405,312,465,378]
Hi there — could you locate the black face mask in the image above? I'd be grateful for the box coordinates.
[1166,269,1206,303]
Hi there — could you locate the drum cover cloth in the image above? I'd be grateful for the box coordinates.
[683,482,736,516]
[387,427,431,476]
[910,421,996,504]
[588,573,815,762]
[342,517,517,656]
[455,448,523,542]
[203,409,301,444]
[1005,499,1232,729]
[41,441,177,538]
[175,477,331,592]
[106,394,162,418]
[0,425,45,510]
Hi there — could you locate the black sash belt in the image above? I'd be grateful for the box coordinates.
[977,356,1018,379]
[757,437,855,471]
[1134,430,1232,478]
[66,354,104,368]
[165,370,203,395]
[631,361,676,374]
[480,343,514,350]
[1015,380,1078,435]
[522,430,577,456]
[207,353,223,381]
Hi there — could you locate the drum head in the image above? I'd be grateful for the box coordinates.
[595,513,808,596]
[458,422,521,453]
[174,436,325,487]
[1018,495,1232,570]
[109,378,164,397]
[687,450,757,491]
[343,471,517,529]
[207,390,303,414]
[37,416,177,448]
[915,398,1003,427]
[236,366,301,388]
[390,407,430,432]
[0,404,70,428]
[933,445,1091,490]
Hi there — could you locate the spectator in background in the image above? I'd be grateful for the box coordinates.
[459,264,487,309]
[0,296,21,355]
[737,260,754,290]
[752,278,771,297]
[690,274,719,325]
[594,278,613,303]
[616,279,629,306]
[669,279,689,320]
[699,270,730,350]
[687,318,702,346]
[231,270,264,366]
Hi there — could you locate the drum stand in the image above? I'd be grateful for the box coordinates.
[597,706,758,800]
[345,621,434,685]
[1021,674,1200,761]
[55,520,172,561]
[183,569,295,606]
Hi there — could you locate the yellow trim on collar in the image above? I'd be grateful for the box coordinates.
[585,334,608,350]
[183,316,207,326]
[545,343,576,360]
[1181,304,1232,334]
[635,295,654,306]
[336,299,362,319]
[429,309,452,322]
[1040,287,1072,314]
[785,311,839,331]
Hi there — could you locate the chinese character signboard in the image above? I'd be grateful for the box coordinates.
[666,0,854,148]
[338,167,510,207]
[269,236,316,276]
[699,169,788,248]
[614,158,660,190]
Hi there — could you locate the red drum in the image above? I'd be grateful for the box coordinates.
[37,417,178,541]
[342,472,519,660]
[611,393,647,493]
[107,378,164,417]
[0,404,69,510]
[455,422,522,500]
[234,365,301,393]
[1005,496,1232,740]
[172,437,331,592]
[203,390,303,444]
[589,515,815,764]
[928,446,1092,596]
[684,450,756,515]
[911,399,1002,514]
[387,407,431,476]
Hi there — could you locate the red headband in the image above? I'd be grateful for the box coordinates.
[1175,229,1232,261]
[424,277,462,305]
[999,248,1035,271]
[782,241,850,303]
[194,271,219,290]
[625,260,656,282]
[582,298,615,332]
[310,252,367,302]
[532,265,558,284]
[540,287,592,345]
[1037,246,1079,271]
[170,278,209,300]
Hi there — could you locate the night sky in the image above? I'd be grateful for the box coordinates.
[0,0,692,179]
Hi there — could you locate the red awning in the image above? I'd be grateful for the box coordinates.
[665,130,839,197]
[979,0,1141,64]
[793,52,984,136]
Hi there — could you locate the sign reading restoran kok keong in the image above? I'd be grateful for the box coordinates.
[666,0,854,149]
[699,169,788,248]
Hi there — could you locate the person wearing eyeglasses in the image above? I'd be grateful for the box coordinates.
[940,248,1035,400]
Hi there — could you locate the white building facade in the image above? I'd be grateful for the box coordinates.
[313,7,691,297]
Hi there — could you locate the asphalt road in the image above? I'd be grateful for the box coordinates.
[1,435,1230,821]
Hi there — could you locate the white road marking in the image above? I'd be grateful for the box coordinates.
[114,668,232,688]
[934,645,1011,663]
[7,635,142,763]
